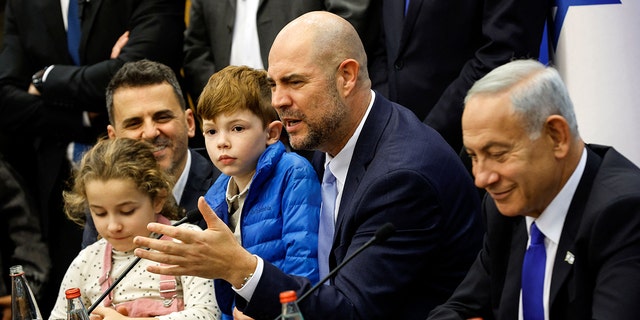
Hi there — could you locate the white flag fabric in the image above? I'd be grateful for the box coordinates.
[549,0,640,166]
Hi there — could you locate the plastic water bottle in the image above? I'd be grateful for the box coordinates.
[280,290,304,320]
[64,288,91,320]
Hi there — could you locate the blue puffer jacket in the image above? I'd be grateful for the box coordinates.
[204,141,320,319]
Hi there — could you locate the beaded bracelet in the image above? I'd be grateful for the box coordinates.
[239,273,254,288]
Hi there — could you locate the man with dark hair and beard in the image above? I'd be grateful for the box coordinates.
[81,59,220,247]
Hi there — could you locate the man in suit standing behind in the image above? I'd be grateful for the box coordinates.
[183,0,374,104]
[0,0,185,313]
[367,0,550,153]
[429,59,640,320]
[133,11,484,320]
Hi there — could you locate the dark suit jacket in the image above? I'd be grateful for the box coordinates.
[0,0,186,217]
[240,93,484,320]
[183,0,323,101]
[429,145,640,320]
[367,0,550,152]
[183,148,220,229]
[183,0,376,102]
[0,1,185,313]
[81,148,220,247]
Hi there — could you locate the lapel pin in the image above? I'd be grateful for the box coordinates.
[564,251,575,265]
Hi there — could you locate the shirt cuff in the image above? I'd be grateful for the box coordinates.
[42,65,54,81]
[233,255,263,302]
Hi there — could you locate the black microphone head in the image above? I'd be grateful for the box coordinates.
[184,208,202,224]
[373,223,396,243]
[172,209,202,226]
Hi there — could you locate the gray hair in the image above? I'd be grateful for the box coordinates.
[465,59,579,140]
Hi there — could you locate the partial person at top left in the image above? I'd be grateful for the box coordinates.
[0,153,51,320]
[0,0,186,315]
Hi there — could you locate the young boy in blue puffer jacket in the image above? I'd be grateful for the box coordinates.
[197,65,320,320]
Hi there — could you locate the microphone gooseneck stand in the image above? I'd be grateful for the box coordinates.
[274,222,396,320]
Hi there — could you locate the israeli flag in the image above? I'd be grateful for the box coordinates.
[544,0,640,166]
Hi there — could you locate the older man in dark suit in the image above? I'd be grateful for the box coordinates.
[428,59,640,320]
[132,11,484,320]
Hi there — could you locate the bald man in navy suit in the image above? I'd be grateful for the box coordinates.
[133,11,484,320]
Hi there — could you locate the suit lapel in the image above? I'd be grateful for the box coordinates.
[400,0,423,52]
[549,147,601,305]
[40,0,69,58]
[179,149,214,210]
[226,0,235,31]
[79,0,104,60]
[335,96,391,237]
[500,217,527,319]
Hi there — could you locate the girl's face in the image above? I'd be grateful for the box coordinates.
[86,178,164,252]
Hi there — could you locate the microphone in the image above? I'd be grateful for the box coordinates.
[297,222,396,303]
[273,223,396,319]
[87,208,202,313]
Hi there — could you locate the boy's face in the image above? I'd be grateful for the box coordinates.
[86,178,164,252]
[202,109,280,189]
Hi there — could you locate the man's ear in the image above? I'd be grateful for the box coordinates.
[107,124,117,139]
[266,120,283,145]
[545,115,571,158]
[185,108,196,138]
[336,58,359,97]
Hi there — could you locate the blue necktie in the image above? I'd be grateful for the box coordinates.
[522,222,546,320]
[67,0,91,166]
[67,0,81,65]
[404,0,410,16]
[318,163,337,280]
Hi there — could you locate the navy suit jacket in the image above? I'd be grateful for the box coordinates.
[240,93,483,320]
[429,145,640,320]
[185,148,221,230]
[368,0,550,151]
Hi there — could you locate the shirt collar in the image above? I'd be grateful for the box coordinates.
[226,177,251,203]
[527,147,587,244]
[325,90,376,190]
[173,150,191,205]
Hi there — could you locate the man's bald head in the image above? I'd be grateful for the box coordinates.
[270,11,369,82]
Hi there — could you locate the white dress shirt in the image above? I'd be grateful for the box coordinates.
[234,90,377,300]
[229,0,264,69]
[519,147,587,320]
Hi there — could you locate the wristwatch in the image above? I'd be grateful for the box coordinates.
[31,67,47,92]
